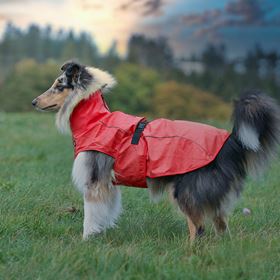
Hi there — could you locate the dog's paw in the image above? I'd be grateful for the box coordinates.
[82,233,92,241]
[82,225,102,240]
[82,230,98,240]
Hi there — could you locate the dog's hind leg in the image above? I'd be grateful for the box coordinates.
[186,212,205,243]
[171,179,205,242]
[213,215,228,234]
[212,190,238,236]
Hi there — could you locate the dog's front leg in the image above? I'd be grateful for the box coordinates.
[83,189,107,240]
[83,185,122,240]
[72,152,121,240]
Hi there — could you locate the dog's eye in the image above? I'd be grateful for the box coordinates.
[56,85,65,92]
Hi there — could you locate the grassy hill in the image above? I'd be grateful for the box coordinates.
[0,113,279,279]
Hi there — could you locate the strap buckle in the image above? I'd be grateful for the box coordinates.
[131,120,148,145]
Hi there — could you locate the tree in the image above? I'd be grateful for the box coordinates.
[127,35,174,73]
[76,32,99,65]
[24,24,43,62]
[266,51,278,79]
[0,22,23,67]
[0,59,60,112]
[103,41,121,71]
[105,63,160,116]
[0,23,101,73]
[201,44,226,72]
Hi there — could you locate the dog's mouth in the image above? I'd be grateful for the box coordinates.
[35,104,58,112]
[41,104,58,111]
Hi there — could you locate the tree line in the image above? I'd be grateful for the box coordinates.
[0,23,279,120]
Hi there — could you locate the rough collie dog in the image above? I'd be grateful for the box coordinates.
[32,61,280,241]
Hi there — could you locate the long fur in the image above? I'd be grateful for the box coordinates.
[52,63,280,239]
[72,151,121,238]
[165,91,280,222]
[56,67,116,133]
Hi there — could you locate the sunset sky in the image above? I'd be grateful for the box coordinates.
[0,0,280,57]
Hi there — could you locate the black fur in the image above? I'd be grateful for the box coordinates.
[84,151,114,187]
[169,90,280,220]
[173,135,246,215]
[61,61,93,90]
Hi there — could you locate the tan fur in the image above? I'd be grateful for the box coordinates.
[186,214,204,242]
[35,79,71,111]
[187,217,197,243]
[213,216,228,234]
[84,183,116,203]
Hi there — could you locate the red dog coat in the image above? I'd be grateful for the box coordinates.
[70,90,230,188]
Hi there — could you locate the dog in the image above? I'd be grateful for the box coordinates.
[32,61,280,241]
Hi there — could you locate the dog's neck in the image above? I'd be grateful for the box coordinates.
[55,67,116,134]
[69,90,110,140]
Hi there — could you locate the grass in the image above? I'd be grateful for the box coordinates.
[0,112,280,280]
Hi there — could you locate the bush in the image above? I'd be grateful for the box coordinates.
[152,81,231,121]
[105,63,160,116]
[0,59,60,112]
[0,60,231,122]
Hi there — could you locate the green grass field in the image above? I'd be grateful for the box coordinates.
[0,113,279,280]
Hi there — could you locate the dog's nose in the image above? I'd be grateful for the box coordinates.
[32,99,38,106]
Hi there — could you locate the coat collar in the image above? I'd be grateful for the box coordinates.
[69,90,110,137]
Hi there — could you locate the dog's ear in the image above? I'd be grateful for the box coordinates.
[61,61,82,83]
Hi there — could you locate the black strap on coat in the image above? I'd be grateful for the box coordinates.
[131,120,148,145]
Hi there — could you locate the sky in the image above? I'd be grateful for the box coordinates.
[0,0,280,58]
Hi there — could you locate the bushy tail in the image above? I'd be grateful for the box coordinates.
[232,90,280,175]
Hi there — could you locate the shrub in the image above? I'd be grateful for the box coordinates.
[152,81,231,121]
[0,59,60,112]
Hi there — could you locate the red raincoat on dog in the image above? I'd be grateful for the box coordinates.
[70,90,230,188]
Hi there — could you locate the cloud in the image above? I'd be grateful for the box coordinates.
[181,0,278,41]
[226,0,266,24]
[182,9,222,26]
[77,0,103,10]
[0,14,8,21]
[119,0,164,16]
[0,0,32,2]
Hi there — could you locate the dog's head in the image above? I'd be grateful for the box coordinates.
[33,61,116,133]
[32,62,93,112]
